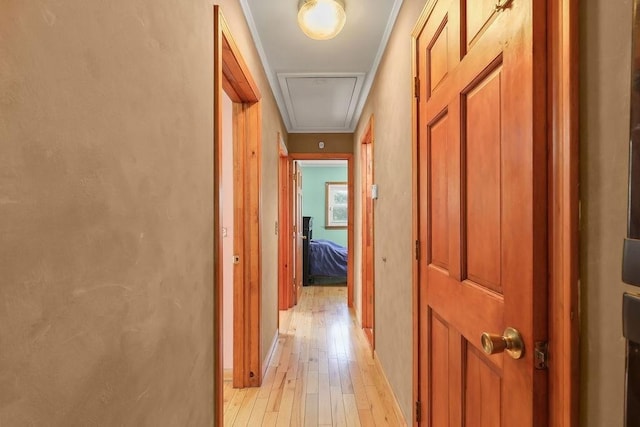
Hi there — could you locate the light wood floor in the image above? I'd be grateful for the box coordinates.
[223,286,404,426]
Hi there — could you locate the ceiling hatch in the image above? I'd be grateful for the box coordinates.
[278,73,365,132]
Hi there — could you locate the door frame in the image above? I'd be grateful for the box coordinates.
[410,1,579,426]
[287,153,355,308]
[360,116,375,350]
[214,6,262,426]
[278,134,292,311]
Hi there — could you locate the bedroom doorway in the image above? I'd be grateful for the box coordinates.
[299,160,348,287]
[287,153,354,308]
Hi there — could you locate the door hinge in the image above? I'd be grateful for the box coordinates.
[415,400,422,423]
[415,240,420,261]
[534,341,549,370]
[414,76,420,99]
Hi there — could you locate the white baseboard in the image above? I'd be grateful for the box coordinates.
[262,330,279,378]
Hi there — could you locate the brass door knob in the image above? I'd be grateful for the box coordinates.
[481,327,524,359]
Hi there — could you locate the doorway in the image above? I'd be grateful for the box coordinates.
[286,154,355,309]
[214,7,263,426]
[360,116,375,350]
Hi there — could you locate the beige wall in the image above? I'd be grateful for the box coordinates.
[581,0,635,425]
[0,0,285,424]
[0,0,215,424]
[289,133,354,153]
[216,1,287,367]
[353,0,427,422]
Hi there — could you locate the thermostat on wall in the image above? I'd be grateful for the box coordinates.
[318,141,325,149]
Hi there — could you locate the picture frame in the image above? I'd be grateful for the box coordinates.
[325,182,348,228]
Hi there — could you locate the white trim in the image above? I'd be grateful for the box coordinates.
[239,0,293,131]
[262,330,279,378]
[277,72,365,133]
[349,0,404,132]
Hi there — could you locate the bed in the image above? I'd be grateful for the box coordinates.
[308,239,348,284]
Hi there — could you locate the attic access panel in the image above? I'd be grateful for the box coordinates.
[278,73,365,132]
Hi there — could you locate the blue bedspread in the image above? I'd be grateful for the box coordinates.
[309,239,348,277]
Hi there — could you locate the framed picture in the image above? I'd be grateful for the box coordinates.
[325,182,348,228]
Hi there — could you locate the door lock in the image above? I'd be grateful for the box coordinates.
[481,327,524,359]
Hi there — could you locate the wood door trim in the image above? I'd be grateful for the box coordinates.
[360,116,375,350]
[548,0,579,425]
[289,153,355,308]
[278,134,291,311]
[214,6,262,425]
[410,1,579,425]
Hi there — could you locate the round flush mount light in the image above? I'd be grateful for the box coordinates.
[297,0,346,41]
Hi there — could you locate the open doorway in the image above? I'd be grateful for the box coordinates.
[298,159,348,287]
[214,7,263,425]
[283,153,354,309]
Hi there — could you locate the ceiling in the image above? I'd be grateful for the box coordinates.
[239,0,404,133]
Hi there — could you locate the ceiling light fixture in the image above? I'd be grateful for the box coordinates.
[297,0,346,41]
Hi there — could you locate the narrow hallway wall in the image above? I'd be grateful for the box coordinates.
[581,0,635,424]
[353,0,427,422]
[0,0,287,424]
[0,0,215,423]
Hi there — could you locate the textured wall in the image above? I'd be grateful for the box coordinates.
[289,133,354,153]
[0,0,215,424]
[353,0,426,422]
[580,0,636,425]
[216,0,286,367]
[0,0,287,424]
[301,166,348,247]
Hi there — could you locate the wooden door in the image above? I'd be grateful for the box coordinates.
[415,0,547,425]
[361,121,375,349]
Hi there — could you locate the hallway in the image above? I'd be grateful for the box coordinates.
[223,286,402,426]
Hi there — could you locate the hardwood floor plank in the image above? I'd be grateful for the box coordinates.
[247,397,269,426]
[318,373,332,425]
[304,393,318,427]
[348,361,371,411]
[357,409,376,427]
[266,370,286,413]
[262,412,278,427]
[222,286,404,426]
[306,369,319,394]
[330,385,347,426]
[290,361,307,427]
[224,388,247,426]
[275,382,295,426]
[233,387,259,426]
[343,394,362,427]
[258,367,277,399]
